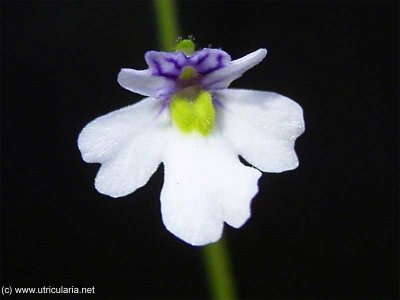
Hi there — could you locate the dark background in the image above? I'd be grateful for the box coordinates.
[1,1,398,299]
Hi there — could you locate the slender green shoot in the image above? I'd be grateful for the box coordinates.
[202,239,238,300]
[153,0,179,51]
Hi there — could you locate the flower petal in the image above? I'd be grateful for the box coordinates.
[202,49,267,90]
[78,97,170,198]
[117,69,173,97]
[160,131,261,246]
[216,89,305,173]
[95,122,168,198]
[78,97,164,163]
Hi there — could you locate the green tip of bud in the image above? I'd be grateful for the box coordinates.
[175,39,195,55]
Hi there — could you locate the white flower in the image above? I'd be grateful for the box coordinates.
[78,40,304,246]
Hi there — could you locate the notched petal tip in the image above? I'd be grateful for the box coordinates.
[77,97,168,199]
[217,89,304,173]
[94,177,126,198]
[160,132,262,246]
[94,168,139,198]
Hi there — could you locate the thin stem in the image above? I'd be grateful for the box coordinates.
[152,2,237,299]
[153,0,179,51]
[202,239,238,300]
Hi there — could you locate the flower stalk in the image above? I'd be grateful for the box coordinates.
[153,1,238,299]
[202,239,238,300]
[153,0,179,51]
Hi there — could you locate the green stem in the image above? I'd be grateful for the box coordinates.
[202,239,238,300]
[152,1,237,299]
[153,0,179,51]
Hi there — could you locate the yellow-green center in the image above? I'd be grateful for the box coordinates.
[179,66,198,80]
[170,89,215,136]
[170,50,215,136]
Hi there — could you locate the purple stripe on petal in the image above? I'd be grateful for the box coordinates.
[192,49,231,75]
[212,95,226,109]
[146,51,186,79]
[157,100,170,117]
[156,86,175,99]
[150,58,163,75]
[200,54,226,75]
[150,58,178,79]
[194,53,209,65]
[165,57,182,69]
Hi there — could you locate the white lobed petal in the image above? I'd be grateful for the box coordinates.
[78,97,170,198]
[216,89,305,173]
[95,123,168,198]
[78,97,164,163]
[160,130,261,246]
[202,49,267,90]
[117,69,173,97]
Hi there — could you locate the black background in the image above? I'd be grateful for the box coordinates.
[1,1,398,299]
